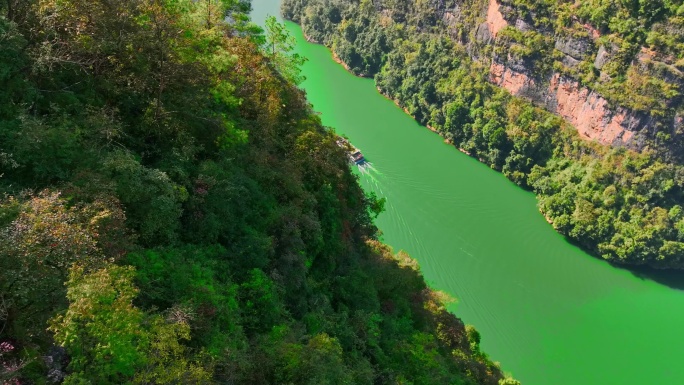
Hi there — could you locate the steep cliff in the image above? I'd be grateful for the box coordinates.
[473,0,682,153]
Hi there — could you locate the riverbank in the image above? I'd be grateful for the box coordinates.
[330,51,373,78]
[375,85,463,147]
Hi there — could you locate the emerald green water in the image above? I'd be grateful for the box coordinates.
[251,6,684,385]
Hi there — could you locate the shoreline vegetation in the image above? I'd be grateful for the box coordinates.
[0,2,516,384]
[282,0,684,269]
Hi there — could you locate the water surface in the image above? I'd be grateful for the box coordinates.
[252,4,684,384]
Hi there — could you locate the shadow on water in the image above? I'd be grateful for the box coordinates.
[625,264,684,291]
[439,137,684,292]
[559,232,684,291]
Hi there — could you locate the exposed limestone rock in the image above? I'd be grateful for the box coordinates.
[514,18,533,32]
[583,23,601,40]
[594,45,611,69]
[488,58,663,149]
[44,346,68,384]
[547,74,644,147]
[476,21,493,43]
[443,8,459,36]
[485,0,507,38]
[490,61,534,95]
[636,46,658,65]
[555,36,592,60]
[561,55,580,68]
[657,63,684,89]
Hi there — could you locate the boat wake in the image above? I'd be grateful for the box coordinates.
[358,162,376,173]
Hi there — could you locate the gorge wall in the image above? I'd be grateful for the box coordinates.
[472,0,680,150]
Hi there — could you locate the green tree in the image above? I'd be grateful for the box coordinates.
[0,191,120,340]
[49,265,212,384]
[277,333,353,385]
[50,265,144,383]
[264,15,307,84]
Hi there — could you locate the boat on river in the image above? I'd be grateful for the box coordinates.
[349,149,366,165]
[336,137,366,166]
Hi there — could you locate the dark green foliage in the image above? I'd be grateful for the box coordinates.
[0,1,507,384]
[126,246,244,355]
[529,151,684,267]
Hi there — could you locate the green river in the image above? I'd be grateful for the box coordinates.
[252,4,684,384]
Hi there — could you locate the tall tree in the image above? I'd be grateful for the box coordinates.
[264,16,306,84]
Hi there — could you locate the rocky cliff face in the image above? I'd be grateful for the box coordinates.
[488,61,657,148]
[467,0,683,152]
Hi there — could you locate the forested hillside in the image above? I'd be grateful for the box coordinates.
[0,1,513,384]
[283,0,684,269]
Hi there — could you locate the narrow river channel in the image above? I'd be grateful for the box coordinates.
[251,4,684,384]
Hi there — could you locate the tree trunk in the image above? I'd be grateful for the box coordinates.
[6,0,13,21]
